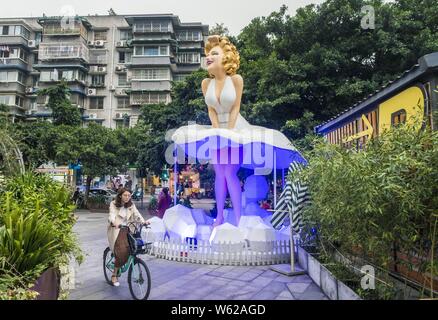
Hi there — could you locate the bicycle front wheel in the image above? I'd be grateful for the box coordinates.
[128,257,151,300]
[103,247,114,285]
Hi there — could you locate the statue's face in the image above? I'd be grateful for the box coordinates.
[206,45,224,75]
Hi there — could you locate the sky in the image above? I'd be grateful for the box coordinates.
[0,0,324,36]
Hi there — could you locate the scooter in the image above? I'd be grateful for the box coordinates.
[131,189,143,201]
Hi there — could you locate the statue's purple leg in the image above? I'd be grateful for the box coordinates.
[224,163,241,226]
[213,163,227,226]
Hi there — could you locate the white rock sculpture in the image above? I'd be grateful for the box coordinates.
[238,215,265,239]
[141,216,166,243]
[196,225,212,241]
[209,222,245,244]
[162,204,197,242]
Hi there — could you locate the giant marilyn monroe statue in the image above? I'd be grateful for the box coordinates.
[171,35,305,227]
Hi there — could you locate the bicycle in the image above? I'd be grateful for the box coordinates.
[103,222,152,300]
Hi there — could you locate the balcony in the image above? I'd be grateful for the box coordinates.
[43,27,82,36]
[130,80,171,92]
[88,50,108,65]
[130,56,172,66]
[130,35,175,44]
[133,24,172,34]
[38,43,89,62]
[0,82,25,93]
[0,58,30,72]
[0,36,29,47]
[130,92,169,105]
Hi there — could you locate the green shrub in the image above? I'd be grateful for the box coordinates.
[86,194,109,210]
[0,172,83,299]
[299,122,438,298]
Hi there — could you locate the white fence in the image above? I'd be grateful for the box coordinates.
[150,239,291,266]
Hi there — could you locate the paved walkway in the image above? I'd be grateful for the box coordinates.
[68,210,327,300]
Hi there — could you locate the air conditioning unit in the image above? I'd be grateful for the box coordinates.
[25,87,34,94]
[87,88,97,96]
[90,66,99,72]
[116,41,126,47]
[94,40,104,47]
[115,65,125,72]
[116,89,127,96]
[28,40,36,48]
[89,113,97,119]
[87,40,95,46]
[115,112,122,119]
[98,66,106,73]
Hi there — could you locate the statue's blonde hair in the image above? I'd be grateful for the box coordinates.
[205,35,240,77]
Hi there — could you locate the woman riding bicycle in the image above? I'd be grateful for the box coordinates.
[107,187,150,287]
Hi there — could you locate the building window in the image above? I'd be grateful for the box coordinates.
[89,50,107,64]
[0,25,31,39]
[177,31,201,41]
[119,30,132,41]
[94,31,107,41]
[89,97,104,109]
[15,96,24,107]
[0,47,28,61]
[131,92,169,105]
[134,45,168,56]
[132,68,170,80]
[1,26,9,35]
[117,97,130,109]
[174,74,188,82]
[134,21,170,33]
[118,51,132,63]
[17,71,24,83]
[118,73,128,86]
[391,109,407,126]
[0,95,13,105]
[40,69,78,82]
[0,71,22,82]
[91,75,105,86]
[177,52,200,64]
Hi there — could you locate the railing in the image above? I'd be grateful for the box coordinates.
[0,58,28,65]
[43,27,81,35]
[38,43,89,61]
[151,239,291,266]
[133,23,170,33]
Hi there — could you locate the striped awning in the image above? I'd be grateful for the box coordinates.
[271,161,311,233]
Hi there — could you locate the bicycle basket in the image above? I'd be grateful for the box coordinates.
[127,232,149,255]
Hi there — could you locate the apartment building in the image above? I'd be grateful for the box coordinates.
[0,14,208,128]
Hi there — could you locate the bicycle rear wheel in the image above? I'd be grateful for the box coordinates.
[103,247,114,285]
[128,257,151,300]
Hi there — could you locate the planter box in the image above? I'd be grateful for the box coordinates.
[308,254,321,287]
[297,245,362,300]
[320,264,338,300]
[30,267,60,300]
[337,280,361,300]
[297,246,308,272]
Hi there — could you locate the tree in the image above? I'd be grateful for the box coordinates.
[209,22,230,36]
[55,124,123,201]
[37,81,82,126]
[236,0,438,144]
[13,121,73,168]
[0,103,9,125]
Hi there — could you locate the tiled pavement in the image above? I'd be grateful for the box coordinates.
[68,210,328,300]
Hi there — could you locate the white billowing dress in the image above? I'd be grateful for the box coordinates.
[171,76,306,171]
